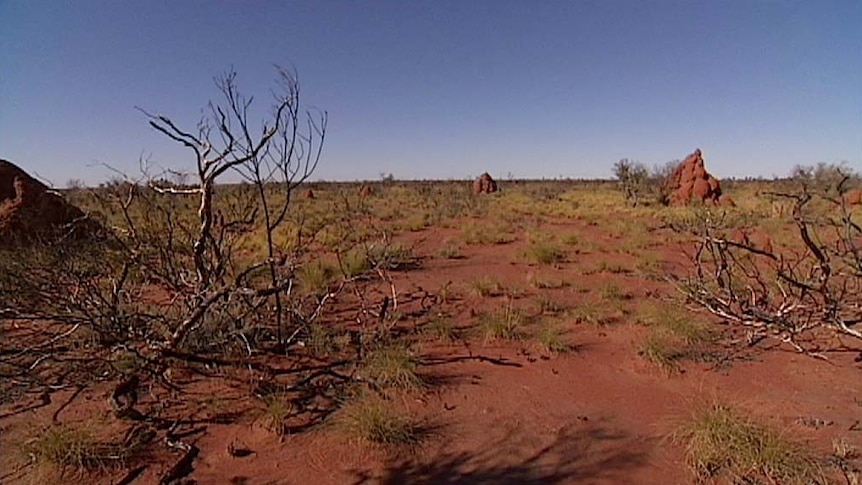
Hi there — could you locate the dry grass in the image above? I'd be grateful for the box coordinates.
[298,260,338,295]
[421,313,459,342]
[637,303,716,372]
[634,252,664,278]
[260,392,294,436]
[599,282,628,301]
[367,242,418,271]
[639,331,685,372]
[478,300,526,342]
[533,319,572,354]
[535,294,569,314]
[571,301,602,325]
[340,396,424,447]
[25,423,148,472]
[673,403,827,484]
[521,240,567,265]
[462,222,516,246]
[361,344,425,390]
[437,241,463,259]
[339,248,371,277]
[306,323,342,357]
[469,276,503,297]
[596,260,633,275]
[526,272,570,289]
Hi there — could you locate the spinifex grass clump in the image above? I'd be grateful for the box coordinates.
[479,300,526,342]
[674,403,825,484]
[522,240,566,265]
[26,423,148,472]
[362,344,425,390]
[341,396,423,446]
[637,303,716,372]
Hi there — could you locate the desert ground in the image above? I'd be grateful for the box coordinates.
[1,173,861,485]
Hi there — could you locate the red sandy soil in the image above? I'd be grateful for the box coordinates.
[1,215,860,484]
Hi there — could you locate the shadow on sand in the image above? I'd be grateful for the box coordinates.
[352,418,650,485]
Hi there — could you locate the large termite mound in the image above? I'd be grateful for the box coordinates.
[0,159,95,245]
[662,149,730,206]
[473,172,498,194]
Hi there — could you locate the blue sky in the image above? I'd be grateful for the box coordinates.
[1,1,860,185]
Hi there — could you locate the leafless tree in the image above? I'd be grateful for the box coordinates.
[138,66,327,351]
[670,177,862,357]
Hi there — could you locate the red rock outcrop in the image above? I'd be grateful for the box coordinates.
[0,159,94,245]
[473,173,498,194]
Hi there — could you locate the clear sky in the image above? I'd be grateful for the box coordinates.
[1,1,860,185]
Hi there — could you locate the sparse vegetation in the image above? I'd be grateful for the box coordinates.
[638,304,714,345]
[367,242,419,271]
[298,260,339,295]
[339,248,371,277]
[340,396,423,447]
[422,313,458,342]
[613,158,650,207]
[260,392,294,436]
[571,301,602,325]
[3,169,859,483]
[522,240,567,265]
[534,320,572,354]
[470,276,503,297]
[462,221,516,245]
[3,11,860,484]
[674,403,826,484]
[26,423,149,472]
[306,322,340,357]
[637,303,716,371]
[599,282,627,301]
[535,294,569,314]
[438,241,463,259]
[639,331,684,372]
[478,300,526,342]
[362,344,425,390]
